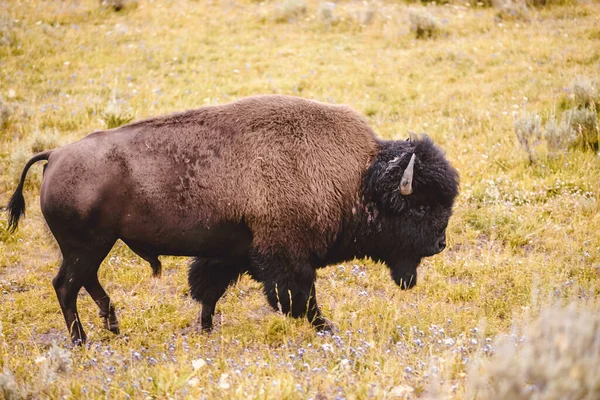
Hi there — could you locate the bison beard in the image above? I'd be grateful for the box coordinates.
[6,94,459,343]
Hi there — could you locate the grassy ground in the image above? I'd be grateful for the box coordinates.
[1,0,599,398]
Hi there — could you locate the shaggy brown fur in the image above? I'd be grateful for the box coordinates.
[6,95,458,343]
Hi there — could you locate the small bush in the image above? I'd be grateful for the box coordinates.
[544,115,575,153]
[318,1,337,23]
[38,343,73,385]
[569,75,598,109]
[31,129,61,153]
[493,0,529,21]
[273,0,307,23]
[101,110,134,129]
[0,16,17,48]
[317,2,376,29]
[467,302,600,400]
[408,8,440,39]
[355,4,376,26]
[0,95,14,130]
[514,112,542,163]
[564,107,599,151]
[0,367,21,400]
[101,98,134,129]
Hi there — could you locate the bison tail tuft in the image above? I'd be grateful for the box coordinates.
[7,188,26,233]
[5,150,53,232]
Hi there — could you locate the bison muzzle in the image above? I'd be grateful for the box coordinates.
[6,94,459,344]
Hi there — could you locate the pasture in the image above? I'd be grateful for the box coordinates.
[1,0,599,398]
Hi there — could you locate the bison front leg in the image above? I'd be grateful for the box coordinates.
[188,257,245,332]
[263,277,333,332]
[253,254,334,332]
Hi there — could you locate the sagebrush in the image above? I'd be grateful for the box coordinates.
[466,301,600,400]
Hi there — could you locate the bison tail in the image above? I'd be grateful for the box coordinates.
[7,150,53,232]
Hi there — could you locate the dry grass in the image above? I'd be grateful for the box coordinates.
[1,0,599,398]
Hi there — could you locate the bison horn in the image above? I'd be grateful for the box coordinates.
[400,153,416,196]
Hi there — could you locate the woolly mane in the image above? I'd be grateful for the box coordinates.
[363,135,459,213]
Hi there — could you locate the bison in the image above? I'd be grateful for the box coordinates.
[6,94,459,344]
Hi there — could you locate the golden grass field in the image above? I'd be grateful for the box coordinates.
[1,0,599,398]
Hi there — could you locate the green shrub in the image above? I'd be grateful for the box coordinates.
[101,109,134,129]
[101,98,134,129]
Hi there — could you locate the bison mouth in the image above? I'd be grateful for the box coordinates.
[390,258,421,290]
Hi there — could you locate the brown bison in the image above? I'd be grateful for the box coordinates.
[7,95,459,344]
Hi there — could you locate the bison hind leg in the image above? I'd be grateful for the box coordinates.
[188,257,246,331]
[53,237,116,344]
[84,274,120,335]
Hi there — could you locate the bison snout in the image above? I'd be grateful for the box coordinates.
[437,237,446,252]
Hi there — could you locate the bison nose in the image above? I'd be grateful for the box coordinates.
[438,237,446,252]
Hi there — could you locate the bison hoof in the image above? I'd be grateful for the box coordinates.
[314,319,337,333]
[201,326,213,334]
[103,319,120,335]
[192,323,213,334]
[194,317,213,333]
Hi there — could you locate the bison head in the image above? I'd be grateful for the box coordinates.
[363,135,459,290]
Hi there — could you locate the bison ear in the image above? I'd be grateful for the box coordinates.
[399,153,416,196]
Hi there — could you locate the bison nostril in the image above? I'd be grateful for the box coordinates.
[438,238,446,251]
